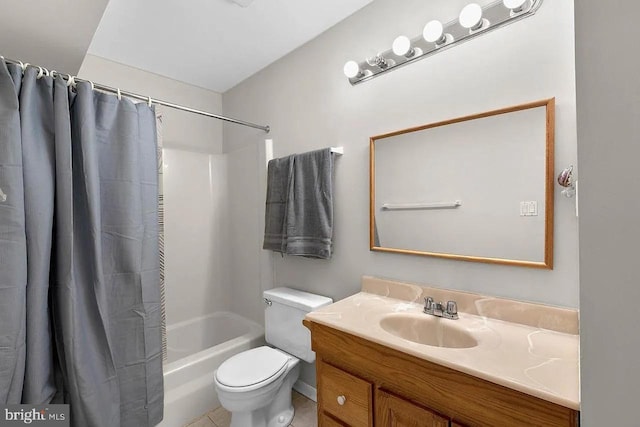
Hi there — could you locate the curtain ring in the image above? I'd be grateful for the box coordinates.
[89,80,95,91]
[147,96,153,107]
[50,70,58,79]
[117,88,122,100]
[66,75,76,87]
[18,61,26,72]
[36,66,44,79]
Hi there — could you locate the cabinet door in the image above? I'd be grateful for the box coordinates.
[320,412,348,427]
[376,390,449,427]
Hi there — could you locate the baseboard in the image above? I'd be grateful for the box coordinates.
[293,380,317,402]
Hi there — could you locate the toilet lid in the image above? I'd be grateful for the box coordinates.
[216,346,289,388]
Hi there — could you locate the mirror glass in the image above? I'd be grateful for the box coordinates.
[370,99,555,269]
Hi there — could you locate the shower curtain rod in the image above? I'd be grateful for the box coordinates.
[1,55,271,133]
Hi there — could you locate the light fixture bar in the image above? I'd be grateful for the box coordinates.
[345,0,543,85]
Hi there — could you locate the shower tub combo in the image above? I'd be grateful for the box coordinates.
[158,311,264,427]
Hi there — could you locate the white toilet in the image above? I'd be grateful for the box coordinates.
[214,287,332,427]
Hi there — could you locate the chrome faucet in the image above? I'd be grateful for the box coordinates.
[423,297,458,320]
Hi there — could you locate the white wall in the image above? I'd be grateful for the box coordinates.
[222,0,579,310]
[79,55,223,154]
[79,56,230,325]
[575,1,640,425]
[226,141,273,326]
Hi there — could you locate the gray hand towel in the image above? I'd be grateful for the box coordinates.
[263,155,294,253]
[285,148,335,259]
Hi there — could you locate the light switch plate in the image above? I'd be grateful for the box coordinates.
[520,201,538,216]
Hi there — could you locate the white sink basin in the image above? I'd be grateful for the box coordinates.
[379,313,478,349]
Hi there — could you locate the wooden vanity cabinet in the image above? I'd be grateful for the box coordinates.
[320,413,349,427]
[305,320,579,427]
[318,362,372,427]
[376,389,449,427]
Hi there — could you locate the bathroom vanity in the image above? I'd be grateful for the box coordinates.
[303,277,580,427]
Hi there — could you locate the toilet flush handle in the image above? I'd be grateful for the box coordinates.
[337,395,346,406]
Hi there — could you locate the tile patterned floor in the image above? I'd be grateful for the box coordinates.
[185,391,317,427]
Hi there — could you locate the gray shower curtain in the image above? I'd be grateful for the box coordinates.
[0,62,163,426]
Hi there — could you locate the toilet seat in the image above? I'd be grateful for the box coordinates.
[215,346,290,392]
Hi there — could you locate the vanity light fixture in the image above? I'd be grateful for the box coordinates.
[423,20,452,46]
[392,36,421,58]
[343,0,544,85]
[459,3,488,32]
[343,60,364,79]
[366,53,391,70]
[503,0,531,14]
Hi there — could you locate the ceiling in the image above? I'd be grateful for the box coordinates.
[0,0,109,74]
[88,0,375,93]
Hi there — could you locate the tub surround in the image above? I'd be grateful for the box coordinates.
[304,276,579,411]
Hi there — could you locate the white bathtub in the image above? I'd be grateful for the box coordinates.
[158,311,265,427]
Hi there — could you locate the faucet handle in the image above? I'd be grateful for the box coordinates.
[446,300,457,314]
[445,301,458,319]
[424,297,434,310]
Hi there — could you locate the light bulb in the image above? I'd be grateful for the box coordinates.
[423,20,446,44]
[343,61,361,79]
[503,0,529,12]
[459,3,484,30]
[392,36,413,57]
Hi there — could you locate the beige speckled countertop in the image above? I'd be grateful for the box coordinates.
[305,276,580,411]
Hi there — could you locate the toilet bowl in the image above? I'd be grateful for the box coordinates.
[214,346,300,427]
[213,288,333,427]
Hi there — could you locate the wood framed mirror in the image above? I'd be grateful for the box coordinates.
[369,98,555,269]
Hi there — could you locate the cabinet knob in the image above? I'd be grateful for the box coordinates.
[337,395,346,406]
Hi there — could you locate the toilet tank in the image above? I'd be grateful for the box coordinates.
[264,287,332,363]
